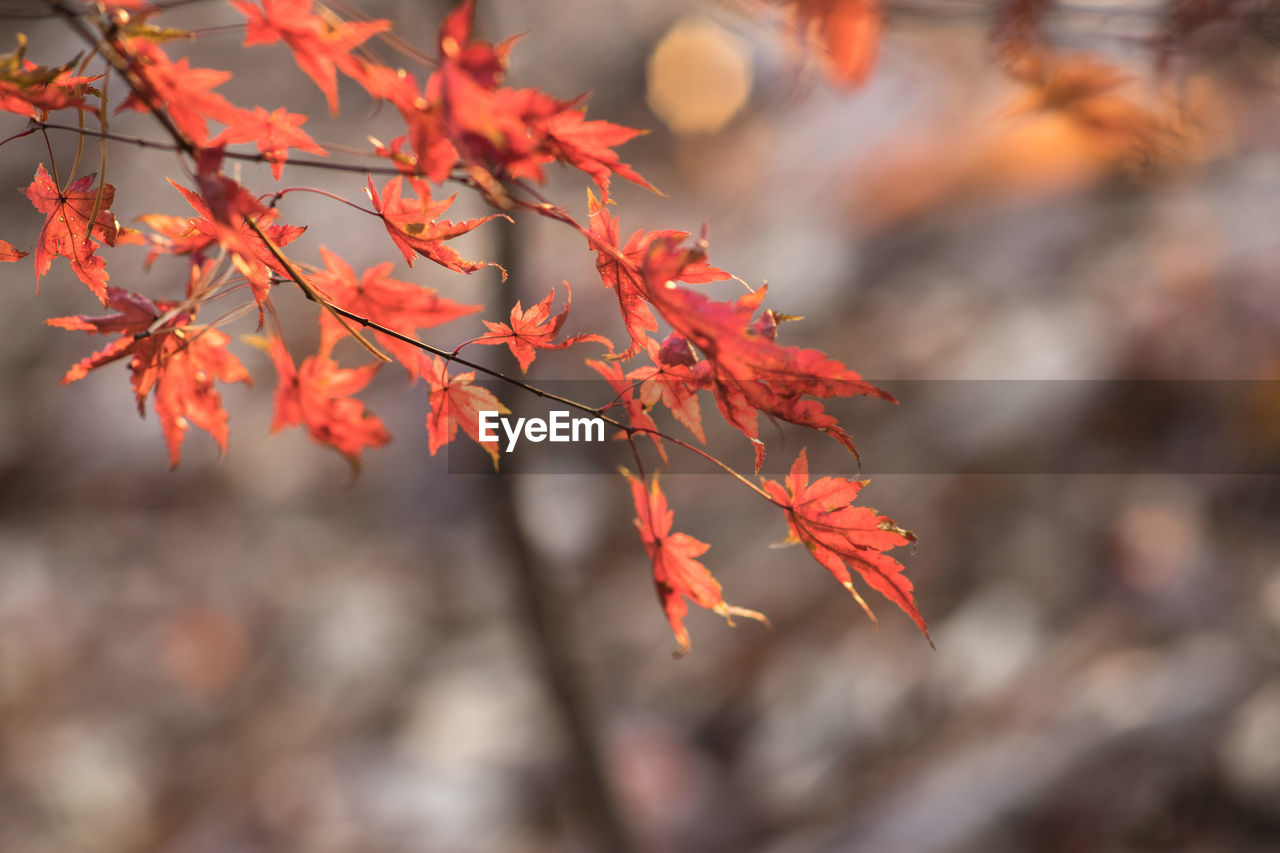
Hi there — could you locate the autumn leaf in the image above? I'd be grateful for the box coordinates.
[230,0,390,115]
[645,251,893,470]
[214,106,327,180]
[585,190,730,359]
[264,332,390,469]
[168,174,305,305]
[587,357,666,463]
[763,449,931,645]
[625,470,767,655]
[0,239,29,261]
[366,175,507,277]
[24,165,120,303]
[427,2,651,197]
[136,213,210,268]
[0,35,100,119]
[470,281,611,372]
[47,287,251,468]
[422,354,507,468]
[435,0,517,89]
[783,0,881,87]
[116,39,239,145]
[313,246,481,382]
[626,334,710,443]
[544,107,657,201]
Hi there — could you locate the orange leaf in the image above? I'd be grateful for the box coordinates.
[763,449,931,644]
[214,106,327,180]
[0,36,100,119]
[24,165,120,303]
[47,287,251,468]
[168,173,305,306]
[230,0,390,115]
[0,238,29,261]
[266,332,389,470]
[472,281,611,372]
[626,335,709,443]
[587,358,666,463]
[422,355,507,468]
[116,39,239,145]
[625,470,767,655]
[544,108,657,201]
[787,0,881,87]
[314,246,481,382]
[585,190,730,359]
[644,240,892,470]
[366,175,507,277]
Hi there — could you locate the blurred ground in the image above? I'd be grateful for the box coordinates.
[2,1,1280,851]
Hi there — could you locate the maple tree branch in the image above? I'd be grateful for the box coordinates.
[42,9,395,365]
[266,186,375,215]
[311,293,614,418]
[633,428,779,503]
[306,287,784,502]
[240,216,390,362]
[39,0,785,512]
[28,120,420,175]
[40,127,59,187]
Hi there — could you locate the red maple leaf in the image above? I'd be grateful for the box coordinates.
[24,165,120,304]
[626,470,767,655]
[645,250,892,470]
[47,287,251,468]
[544,108,657,201]
[586,190,730,359]
[426,2,651,198]
[0,239,29,261]
[265,332,390,469]
[626,335,710,443]
[587,358,666,463]
[356,65,461,184]
[214,106,327,180]
[1,37,101,119]
[168,175,305,305]
[313,246,481,382]
[116,39,239,144]
[422,355,507,469]
[136,213,213,269]
[429,2,561,184]
[230,0,390,115]
[366,175,506,277]
[470,281,610,372]
[435,0,516,89]
[763,449,931,644]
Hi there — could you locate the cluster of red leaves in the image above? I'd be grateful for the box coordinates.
[347,0,655,201]
[3,0,927,653]
[46,287,250,469]
[168,171,304,308]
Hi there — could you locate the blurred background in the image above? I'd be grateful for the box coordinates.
[2,0,1280,850]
